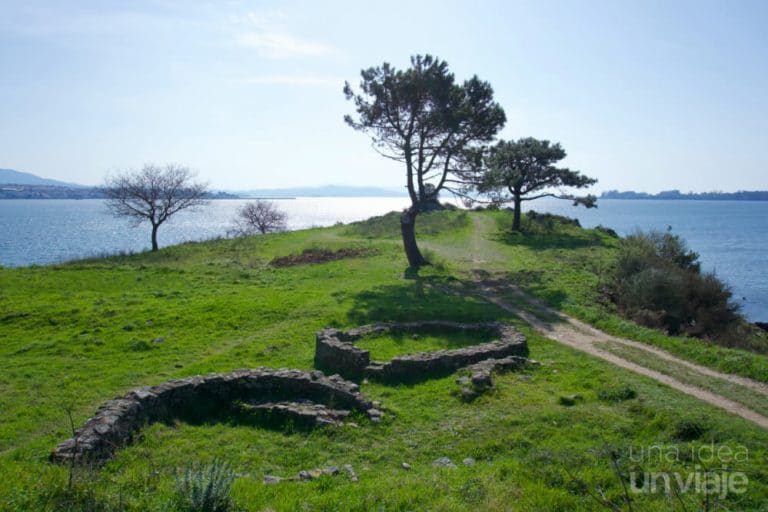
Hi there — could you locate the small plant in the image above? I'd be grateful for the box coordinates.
[127,338,153,352]
[595,225,618,238]
[526,210,581,230]
[420,248,447,271]
[172,460,236,512]
[598,384,637,403]
[671,419,708,441]
[458,477,487,503]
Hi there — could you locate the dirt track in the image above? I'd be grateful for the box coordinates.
[475,279,768,429]
[461,214,768,429]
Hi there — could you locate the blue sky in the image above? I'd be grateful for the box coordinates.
[1,0,766,192]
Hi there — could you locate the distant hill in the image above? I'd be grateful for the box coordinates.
[0,168,85,188]
[238,185,406,198]
[601,189,768,201]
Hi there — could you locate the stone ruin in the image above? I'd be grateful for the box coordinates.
[51,368,382,465]
[52,321,534,466]
[314,321,530,384]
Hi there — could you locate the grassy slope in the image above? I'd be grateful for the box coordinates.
[0,210,766,511]
[423,211,768,383]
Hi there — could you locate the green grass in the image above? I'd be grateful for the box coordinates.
[343,208,471,239]
[1,210,767,510]
[596,340,768,418]
[429,210,768,383]
[355,329,496,361]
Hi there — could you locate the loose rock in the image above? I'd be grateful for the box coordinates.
[433,457,457,469]
[559,394,584,406]
[343,464,358,482]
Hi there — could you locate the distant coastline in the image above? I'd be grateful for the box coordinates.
[0,184,407,200]
[0,169,407,199]
[601,189,768,201]
[0,185,239,200]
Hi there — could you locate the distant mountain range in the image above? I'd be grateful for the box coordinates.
[601,190,768,201]
[0,168,406,199]
[0,168,238,199]
[0,168,86,188]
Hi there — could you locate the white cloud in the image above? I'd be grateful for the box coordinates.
[236,32,336,58]
[233,75,342,87]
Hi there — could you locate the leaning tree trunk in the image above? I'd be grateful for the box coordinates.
[400,207,429,268]
[512,193,523,231]
[151,223,159,252]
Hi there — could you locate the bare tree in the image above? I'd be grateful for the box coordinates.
[104,164,208,251]
[230,200,288,236]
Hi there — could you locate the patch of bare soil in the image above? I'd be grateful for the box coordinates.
[270,247,378,267]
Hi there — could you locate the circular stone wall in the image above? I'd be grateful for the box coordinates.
[314,321,528,382]
[51,368,378,465]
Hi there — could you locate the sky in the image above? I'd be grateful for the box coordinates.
[0,0,766,193]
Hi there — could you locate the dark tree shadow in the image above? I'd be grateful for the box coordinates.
[467,270,567,325]
[501,270,569,311]
[494,229,605,250]
[346,275,504,326]
[353,323,497,357]
[165,388,359,434]
[404,266,422,280]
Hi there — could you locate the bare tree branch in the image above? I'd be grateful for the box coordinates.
[103,164,209,251]
[229,200,288,237]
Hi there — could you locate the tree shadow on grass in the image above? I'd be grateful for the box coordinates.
[494,228,606,251]
[354,326,497,356]
[346,274,504,326]
[501,270,569,312]
[166,391,359,434]
[470,269,566,325]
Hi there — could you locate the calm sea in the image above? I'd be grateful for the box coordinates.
[0,197,766,321]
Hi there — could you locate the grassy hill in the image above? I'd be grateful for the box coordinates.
[1,210,767,511]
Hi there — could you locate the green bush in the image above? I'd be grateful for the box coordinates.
[671,419,708,441]
[597,384,637,403]
[610,230,741,340]
[172,460,236,512]
[127,338,153,352]
[519,210,580,233]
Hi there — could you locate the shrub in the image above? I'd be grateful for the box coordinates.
[270,247,377,267]
[458,477,488,503]
[522,210,581,233]
[127,339,153,352]
[609,230,741,339]
[671,419,708,441]
[595,225,618,238]
[172,460,236,512]
[597,384,637,403]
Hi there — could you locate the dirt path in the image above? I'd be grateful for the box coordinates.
[463,215,768,429]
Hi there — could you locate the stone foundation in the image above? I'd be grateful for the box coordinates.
[237,400,352,428]
[464,355,538,390]
[315,321,528,382]
[51,368,379,465]
[53,323,532,466]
